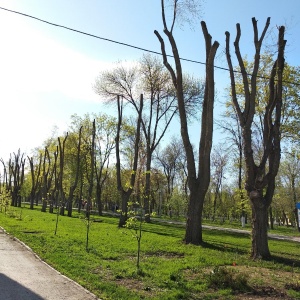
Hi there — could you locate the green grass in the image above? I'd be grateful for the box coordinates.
[1,205,300,299]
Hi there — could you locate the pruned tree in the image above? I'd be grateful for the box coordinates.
[69,113,118,216]
[116,95,143,227]
[66,126,83,217]
[0,159,8,193]
[28,154,43,209]
[57,133,68,216]
[155,0,219,244]
[225,18,286,258]
[9,150,26,207]
[41,147,51,212]
[94,115,117,216]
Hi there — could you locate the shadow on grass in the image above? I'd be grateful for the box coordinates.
[200,241,249,255]
[269,255,300,268]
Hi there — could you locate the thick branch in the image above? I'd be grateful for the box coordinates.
[225,31,244,124]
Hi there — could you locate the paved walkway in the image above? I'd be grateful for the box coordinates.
[203,224,300,242]
[0,228,100,300]
[152,218,300,243]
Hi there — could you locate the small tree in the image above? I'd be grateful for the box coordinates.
[124,204,144,273]
[124,202,155,274]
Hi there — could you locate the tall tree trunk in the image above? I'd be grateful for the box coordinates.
[185,188,204,244]
[250,193,270,258]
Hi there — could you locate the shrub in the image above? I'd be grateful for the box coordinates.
[207,266,250,292]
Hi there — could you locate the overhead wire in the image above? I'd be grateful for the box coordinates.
[0,6,299,86]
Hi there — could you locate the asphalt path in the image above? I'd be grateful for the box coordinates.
[0,228,100,300]
[202,224,300,242]
[151,218,300,243]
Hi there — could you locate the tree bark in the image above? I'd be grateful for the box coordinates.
[250,191,270,258]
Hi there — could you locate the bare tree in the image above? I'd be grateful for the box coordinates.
[9,150,26,207]
[155,0,219,244]
[27,154,42,209]
[225,18,286,258]
[41,147,51,212]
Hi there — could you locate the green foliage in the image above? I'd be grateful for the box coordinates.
[226,53,300,144]
[207,266,250,292]
[0,190,11,213]
[168,187,188,218]
[232,188,251,216]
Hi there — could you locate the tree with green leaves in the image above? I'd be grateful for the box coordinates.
[69,113,118,215]
[94,54,203,222]
[277,149,300,229]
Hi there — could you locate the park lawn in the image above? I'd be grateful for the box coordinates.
[1,206,300,299]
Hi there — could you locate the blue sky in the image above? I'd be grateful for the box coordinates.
[0,0,299,161]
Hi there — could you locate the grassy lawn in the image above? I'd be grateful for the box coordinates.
[1,205,300,299]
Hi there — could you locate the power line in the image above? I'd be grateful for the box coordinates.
[0,6,299,87]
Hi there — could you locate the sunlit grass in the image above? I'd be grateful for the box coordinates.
[1,205,300,299]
